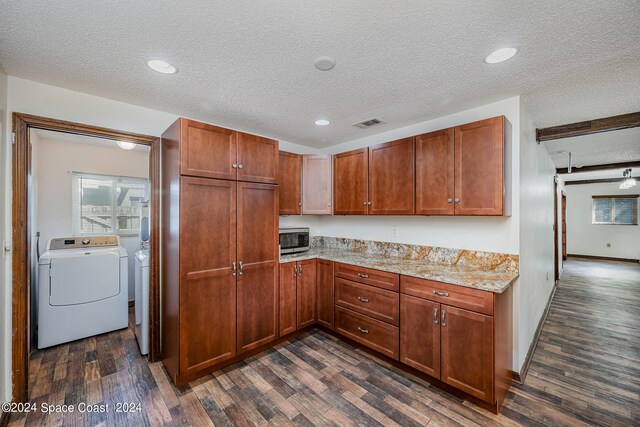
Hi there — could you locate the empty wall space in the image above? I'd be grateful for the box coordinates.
[0,66,10,405]
[565,182,640,260]
[517,104,556,373]
[32,131,150,301]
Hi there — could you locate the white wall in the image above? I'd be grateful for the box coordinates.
[314,97,521,255]
[566,182,640,260]
[0,67,10,406]
[34,134,150,301]
[516,105,556,372]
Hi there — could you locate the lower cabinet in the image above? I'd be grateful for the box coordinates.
[316,259,334,329]
[279,259,317,336]
[335,307,399,359]
[399,295,440,378]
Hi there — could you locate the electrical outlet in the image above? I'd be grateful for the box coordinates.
[606,243,611,248]
[391,226,399,239]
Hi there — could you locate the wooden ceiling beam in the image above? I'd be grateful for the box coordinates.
[537,111,640,142]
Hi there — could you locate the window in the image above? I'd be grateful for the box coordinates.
[592,195,638,225]
[72,172,149,236]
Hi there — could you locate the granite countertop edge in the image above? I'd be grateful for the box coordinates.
[279,249,518,294]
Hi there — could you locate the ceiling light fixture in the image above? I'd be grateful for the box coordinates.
[117,141,137,150]
[314,56,336,71]
[315,119,330,126]
[147,59,177,74]
[485,47,518,64]
[619,168,637,189]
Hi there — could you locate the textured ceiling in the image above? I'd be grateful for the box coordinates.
[544,127,640,169]
[2,1,640,147]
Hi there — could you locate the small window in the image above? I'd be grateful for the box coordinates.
[72,172,149,236]
[591,195,638,225]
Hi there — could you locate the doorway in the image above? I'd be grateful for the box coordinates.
[11,113,161,403]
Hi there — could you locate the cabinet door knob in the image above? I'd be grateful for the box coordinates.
[367,201,372,205]
[232,163,238,169]
[363,201,367,205]
[357,326,369,334]
[433,307,439,324]
[298,202,302,206]
[441,309,447,327]
[447,198,453,203]
[238,164,244,169]
[454,198,460,203]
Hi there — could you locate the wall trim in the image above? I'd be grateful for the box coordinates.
[511,284,557,384]
[567,254,640,263]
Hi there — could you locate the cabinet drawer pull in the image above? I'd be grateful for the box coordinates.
[357,296,369,303]
[441,309,447,327]
[357,326,369,334]
[432,290,449,297]
[433,307,439,324]
[357,273,369,279]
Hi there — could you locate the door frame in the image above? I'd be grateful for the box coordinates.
[554,176,559,282]
[561,192,567,261]
[11,113,161,402]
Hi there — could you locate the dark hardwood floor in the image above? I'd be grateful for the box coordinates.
[9,257,640,426]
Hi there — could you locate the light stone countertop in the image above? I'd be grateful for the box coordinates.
[280,248,518,293]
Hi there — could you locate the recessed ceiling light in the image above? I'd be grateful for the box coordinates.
[314,56,336,71]
[147,59,177,74]
[315,119,331,126]
[485,47,518,64]
[117,141,137,150]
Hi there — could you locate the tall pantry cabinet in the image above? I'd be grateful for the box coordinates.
[161,118,279,385]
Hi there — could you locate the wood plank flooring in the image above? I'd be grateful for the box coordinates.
[9,257,640,426]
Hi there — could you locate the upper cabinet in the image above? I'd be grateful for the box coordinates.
[278,151,301,215]
[416,129,455,215]
[368,137,415,215]
[302,155,332,215]
[334,148,368,215]
[177,118,278,184]
[416,116,511,216]
[454,116,509,216]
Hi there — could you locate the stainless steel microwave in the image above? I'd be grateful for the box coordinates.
[279,228,309,254]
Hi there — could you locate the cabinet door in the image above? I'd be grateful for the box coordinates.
[179,177,236,375]
[368,138,415,215]
[296,259,317,329]
[237,182,279,353]
[333,148,368,215]
[237,132,278,184]
[278,151,301,215]
[279,262,297,336]
[454,116,505,215]
[399,295,440,378]
[440,305,494,403]
[302,155,332,214]
[316,259,334,329]
[415,129,454,215]
[179,119,237,180]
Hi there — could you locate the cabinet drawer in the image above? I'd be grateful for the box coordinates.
[335,278,399,325]
[335,263,399,292]
[400,276,494,315]
[335,307,399,360]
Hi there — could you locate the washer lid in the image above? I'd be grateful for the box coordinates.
[49,251,121,306]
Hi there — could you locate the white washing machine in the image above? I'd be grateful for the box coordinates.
[38,236,129,349]
[134,249,149,355]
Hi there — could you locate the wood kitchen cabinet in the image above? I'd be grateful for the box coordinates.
[173,117,277,184]
[400,295,440,378]
[415,128,455,215]
[333,138,415,215]
[278,151,301,215]
[416,116,510,216]
[161,117,279,386]
[316,259,334,329]
[333,148,368,215]
[368,137,415,215]
[454,116,510,215]
[279,259,317,336]
[302,155,332,214]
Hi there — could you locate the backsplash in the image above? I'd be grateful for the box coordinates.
[311,236,519,273]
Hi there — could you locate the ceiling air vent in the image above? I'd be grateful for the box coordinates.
[352,118,384,129]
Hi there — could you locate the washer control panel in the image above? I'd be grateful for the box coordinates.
[49,236,119,250]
